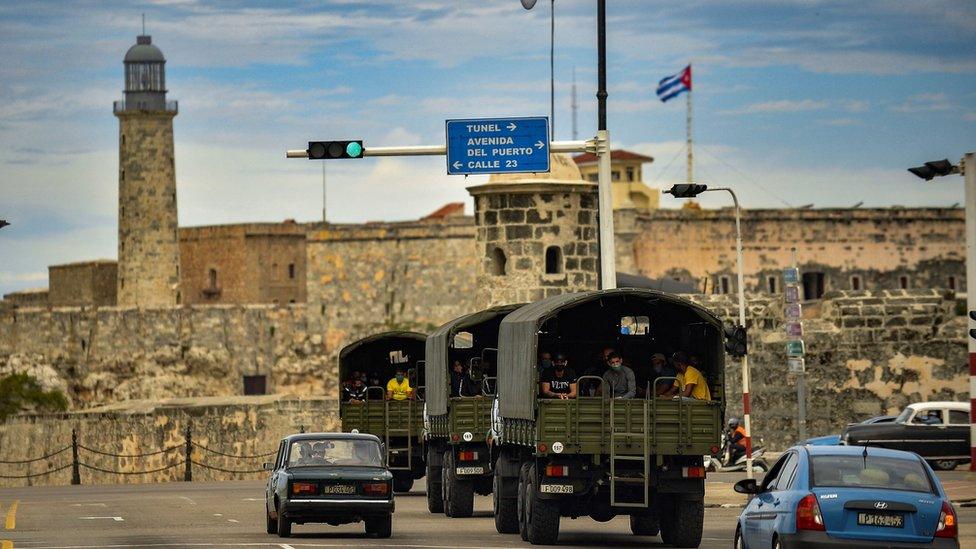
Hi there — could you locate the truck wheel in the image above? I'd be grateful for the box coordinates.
[629,513,660,536]
[276,503,292,538]
[930,459,957,471]
[526,466,560,545]
[659,497,702,548]
[426,446,444,513]
[365,514,393,538]
[518,461,531,541]
[393,473,415,493]
[493,459,519,534]
[443,450,474,518]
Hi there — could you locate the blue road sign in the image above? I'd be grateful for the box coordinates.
[446,117,550,175]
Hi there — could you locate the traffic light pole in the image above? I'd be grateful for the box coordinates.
[965,152,975,472]
[287,140,593,160]
[705,186,754,478]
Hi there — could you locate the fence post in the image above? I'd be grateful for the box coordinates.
[71,428,80,485]
[184,425,192,482]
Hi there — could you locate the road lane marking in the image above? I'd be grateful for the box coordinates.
[4,501,17,530]
[69,504,106,508]
[1,539,12,549]
[179,497,196,506]
[278,545,294,549]
[212,514,222,517]
[226,519,239,523]
[78,517,124,522]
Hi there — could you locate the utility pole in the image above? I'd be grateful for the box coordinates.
[549,0,555,138]
[321,162,327,223]
[571,67,578,141]
[595,0,616,289]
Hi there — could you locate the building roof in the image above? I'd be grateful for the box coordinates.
[124,35,165,63]
[573,149,654,165]
[49,259,117,269]
[423,202,465,219]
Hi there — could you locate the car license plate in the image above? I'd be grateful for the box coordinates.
[322,484,356,494]
[857,512,903,528]
[456,466,484,475]
[540,484,573,494]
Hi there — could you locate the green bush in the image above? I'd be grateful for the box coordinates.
[0,373,69,421]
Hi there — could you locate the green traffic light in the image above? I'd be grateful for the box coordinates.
[346,142,363,158]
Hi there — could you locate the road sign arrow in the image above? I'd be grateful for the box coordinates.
[452,160,462,170]
[535,140,545,149]
[507,122,517,131]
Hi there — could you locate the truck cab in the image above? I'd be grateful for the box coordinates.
[338,331,427,493]
[423,304,523,517]
[493,288,725,546]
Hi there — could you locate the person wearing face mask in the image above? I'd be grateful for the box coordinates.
[540,352,577,399]
[386,367,413,401]
[538,351,553,374]
[650,353,677,397]
[602,351,636,399]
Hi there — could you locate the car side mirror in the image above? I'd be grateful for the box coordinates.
[262,462,273,471]
[734,478,759,494]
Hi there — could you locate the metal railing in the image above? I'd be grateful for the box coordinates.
[113,100,178,114]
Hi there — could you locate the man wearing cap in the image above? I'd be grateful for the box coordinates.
[539,352,577,399]
[671,351,711,401]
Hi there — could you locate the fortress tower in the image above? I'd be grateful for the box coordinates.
[467,153,599,308]
[114,35,180,306]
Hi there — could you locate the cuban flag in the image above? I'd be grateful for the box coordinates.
[656,65,692,102]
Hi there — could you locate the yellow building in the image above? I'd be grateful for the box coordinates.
[573,150,660,212]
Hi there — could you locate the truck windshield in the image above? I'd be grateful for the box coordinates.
[288,439,383,467]
[810,455,933,493]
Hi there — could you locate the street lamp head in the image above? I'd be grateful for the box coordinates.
[665,184,708,198]
[908,158,955,180]
[520,0,539,9]
[0,220,8,229]
[907,165,935,180]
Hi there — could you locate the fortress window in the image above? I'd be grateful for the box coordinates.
[802,272,825,299]
[272,263,279,280]
[208,268,218,289]
[948,276,956,291]
[544,246,563,274]
[490,247,507,276]
[899,275,910,290]
[243,375,267,396]
[718,275,731,295]
[766,275,778,294]
[288,263,296,279]
[850,275,862,291]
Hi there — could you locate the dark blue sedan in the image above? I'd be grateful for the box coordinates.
[734,445,959,548]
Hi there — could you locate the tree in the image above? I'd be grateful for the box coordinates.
[0,373,68,421]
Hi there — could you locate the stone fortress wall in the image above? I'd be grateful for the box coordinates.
[1,289,966,454]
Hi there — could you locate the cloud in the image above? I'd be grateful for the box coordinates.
[964,112,976,122]
[721,99,828,115]
[821,118,863,127]
[890,92,954,113]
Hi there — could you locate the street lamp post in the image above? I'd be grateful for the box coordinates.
[908,153,975,471]
[522,0,616,289]
[666,184,755,478]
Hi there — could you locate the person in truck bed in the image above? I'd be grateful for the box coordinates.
[602,351,636,399]
[540,352,577,399]
[669,351,711,401]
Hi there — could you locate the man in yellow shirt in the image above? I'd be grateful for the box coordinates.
[386,368,413,401]
[671,351,711,401]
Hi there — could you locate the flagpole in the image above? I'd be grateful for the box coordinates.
[686,80,693,184]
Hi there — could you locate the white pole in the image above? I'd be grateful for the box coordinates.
[686,89,693,184]
[597,129,617,289]
[964,152,976,472]
[793,247,807,443]
[708,187,752,478]
[322,162,327,223]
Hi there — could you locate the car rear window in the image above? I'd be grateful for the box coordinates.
[288,439,383,467]
[810,455,933,493]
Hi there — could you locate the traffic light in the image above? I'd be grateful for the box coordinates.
[970,311,976,340]
[724,324,748,357]
[666,184,708,198]
[907,159,954,180]
[308,140,364,160]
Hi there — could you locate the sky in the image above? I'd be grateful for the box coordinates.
[1,0,975,295]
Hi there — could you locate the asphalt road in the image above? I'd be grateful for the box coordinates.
[1,474,973,549]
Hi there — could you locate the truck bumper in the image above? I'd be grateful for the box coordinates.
[778,531,958,549]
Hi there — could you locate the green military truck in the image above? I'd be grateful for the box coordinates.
[423,305,522,517]
[338,331,427,493]
[492,289,725,546]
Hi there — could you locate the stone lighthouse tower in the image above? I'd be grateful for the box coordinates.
[115,35,180,306]
[467,153,599,308]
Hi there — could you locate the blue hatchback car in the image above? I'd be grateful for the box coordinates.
[733,445,959,548]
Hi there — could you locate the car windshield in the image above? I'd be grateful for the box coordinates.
[811,455,933,493]
[287,439,382,467]
[894,407,914,423]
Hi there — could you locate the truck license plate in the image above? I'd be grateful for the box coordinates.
[857,512,903,528]
[456,466,484,475]
[540,484,573,494]
[323,485,356,494]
